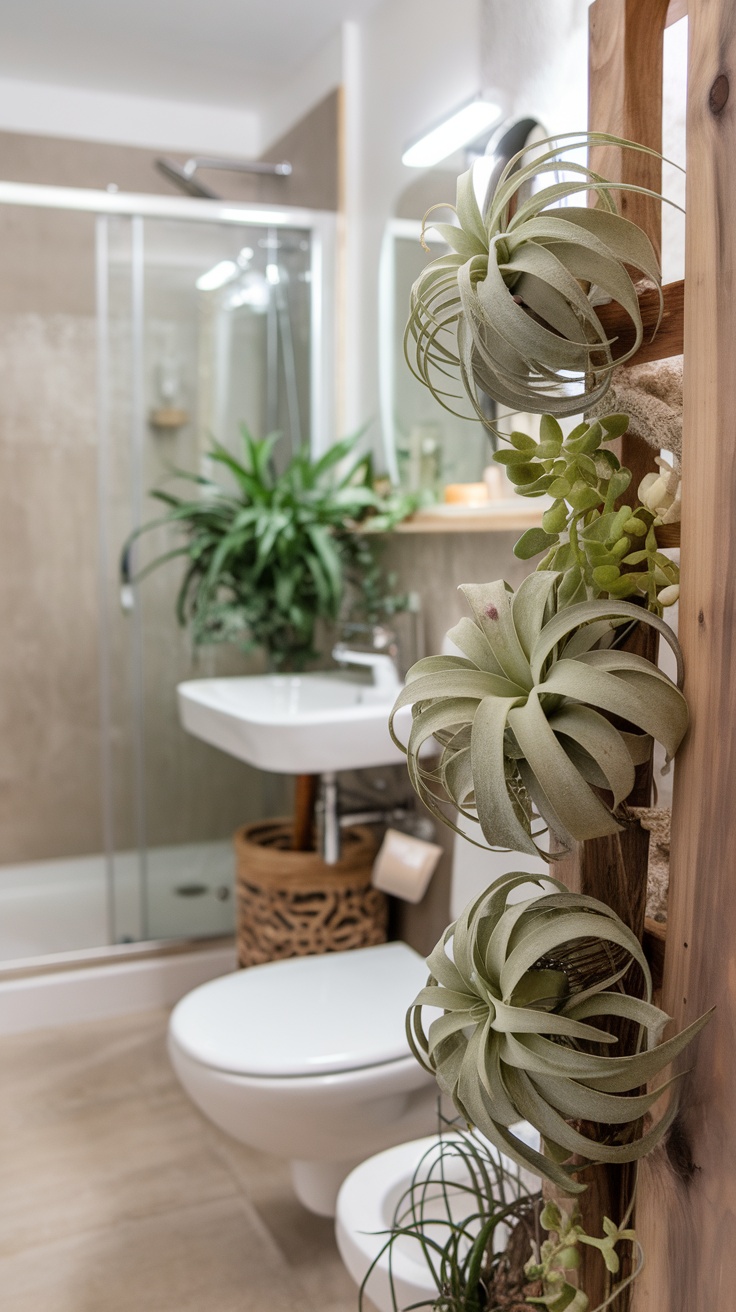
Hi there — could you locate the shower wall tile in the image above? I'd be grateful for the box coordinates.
[0,312,97,445]
[0,307,282,869]
[0,315,103,861]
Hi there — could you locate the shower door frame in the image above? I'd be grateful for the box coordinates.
[0,181,336,961]
[0,181,337,457]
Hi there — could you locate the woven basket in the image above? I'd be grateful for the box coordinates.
[234,818,386,967]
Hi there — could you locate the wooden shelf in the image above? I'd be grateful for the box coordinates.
[382,506,680,543]
[655,522,681,548]
[597,278,684,366]
[387,501,544,534]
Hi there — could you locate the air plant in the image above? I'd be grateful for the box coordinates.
[406,875,712,1196]
[389,572,687,858]
[404,132,664,421]
[493,412,680,612]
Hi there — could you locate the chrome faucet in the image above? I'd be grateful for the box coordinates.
[331,640,401,693]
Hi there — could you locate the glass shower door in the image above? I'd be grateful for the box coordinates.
[101,212,315,944]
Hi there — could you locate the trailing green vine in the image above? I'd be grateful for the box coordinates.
[525,1199,640,1312]
[494,413,679,612]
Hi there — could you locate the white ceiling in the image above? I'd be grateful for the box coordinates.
[0,0,383,108]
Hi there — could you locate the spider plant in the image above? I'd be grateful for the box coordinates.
[359,1120,543,1312]
[406,875,712,1196]
[389,572,687,857]
[125,429,414,671]
[405,132,666,421]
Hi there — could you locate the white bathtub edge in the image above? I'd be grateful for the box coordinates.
[0,945,237,1035]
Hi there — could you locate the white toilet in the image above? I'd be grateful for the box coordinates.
[168,813,547,1216]
[168,940,440,1214]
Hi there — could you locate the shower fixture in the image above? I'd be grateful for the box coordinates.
[156,154,292,199]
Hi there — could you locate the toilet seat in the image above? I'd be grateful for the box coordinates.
[169,940,429,1079]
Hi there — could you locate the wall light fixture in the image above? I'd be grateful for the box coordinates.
[402,97,503,169]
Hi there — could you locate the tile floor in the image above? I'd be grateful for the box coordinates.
[0,1009,369,1312]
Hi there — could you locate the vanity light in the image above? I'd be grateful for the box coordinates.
[196,259,238,291]
[402,98,503,169]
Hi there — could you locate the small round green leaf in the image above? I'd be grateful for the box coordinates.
[514,527,560,559]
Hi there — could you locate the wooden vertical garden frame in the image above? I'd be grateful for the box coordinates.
[555,0,736,1308]
[635,0,736,1307]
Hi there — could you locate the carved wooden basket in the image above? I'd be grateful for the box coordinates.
[233,819,386,967]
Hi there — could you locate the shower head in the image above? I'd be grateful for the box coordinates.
[155,154,293,200]
[156,158,221,199]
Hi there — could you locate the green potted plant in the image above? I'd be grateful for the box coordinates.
[361,1117,643,1312]
[127,428,415,965]
[127,427,413,671]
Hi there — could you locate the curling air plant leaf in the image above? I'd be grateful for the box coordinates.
[405,132,665,420]
[389,573,687,857]
[407,876,712,1195]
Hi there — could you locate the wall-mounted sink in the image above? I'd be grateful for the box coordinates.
[177,671,408,775]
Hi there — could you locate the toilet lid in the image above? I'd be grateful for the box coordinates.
[169,941,430,1078]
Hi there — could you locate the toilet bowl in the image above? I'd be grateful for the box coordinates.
[168,748,549,1219]
[168,941,440,1215]
[335,1124,541,1312]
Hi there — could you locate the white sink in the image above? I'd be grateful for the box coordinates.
[177,670,408,774]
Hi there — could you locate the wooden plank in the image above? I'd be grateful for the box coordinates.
[597,279,684,365]
[387,504,544,534]
[555,2,671,1302]
[655,522,681,549]
[633,1,736,1307]
[666,0,687,25]
[590,0,672,532]
[589,0,671,263]
[292,774,318,851]
[643,916,667,993]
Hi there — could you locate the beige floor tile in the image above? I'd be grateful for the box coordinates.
[0,1010,177,1128]
[0,1088,242,1256]
[0,1010,364,1312]
[205,1128,360,1312]
[0,1196,309,1312]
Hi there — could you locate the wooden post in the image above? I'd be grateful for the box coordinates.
[633,2,736,1307]
[589,0,668,265]
[552,2,670,1303]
